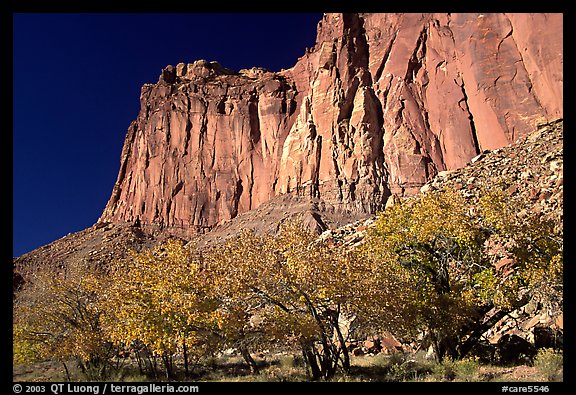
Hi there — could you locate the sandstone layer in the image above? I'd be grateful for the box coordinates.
[98,13,563,234]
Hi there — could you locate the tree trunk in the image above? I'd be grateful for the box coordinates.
[135,352,144,375]
[162,355,174,380]
[62,361,72,381]
[239,345,259,374]
[331,315,350,373]
[183,340,189,378]
[320,339,334,379]
[431,331,459,362]
[301,342,322,380]
[148,353,158,379]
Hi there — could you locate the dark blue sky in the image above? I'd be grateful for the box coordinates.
[13,13,322,257]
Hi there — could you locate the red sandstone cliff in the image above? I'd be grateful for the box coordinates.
[99,13,563,233]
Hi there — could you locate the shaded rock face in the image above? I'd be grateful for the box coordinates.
[99,13,563,232]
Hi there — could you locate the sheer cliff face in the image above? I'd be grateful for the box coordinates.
[100,62,298,230]
[99,13,563,231]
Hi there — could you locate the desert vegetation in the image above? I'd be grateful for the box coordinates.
[13,187,562,381]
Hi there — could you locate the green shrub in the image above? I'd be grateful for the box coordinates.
[534,348,563,381]
[278,354,297,369]
[431,360,457,381]
[387,352,406,366]
[454,357,481,381]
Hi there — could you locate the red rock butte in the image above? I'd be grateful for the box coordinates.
[98,13,563,234]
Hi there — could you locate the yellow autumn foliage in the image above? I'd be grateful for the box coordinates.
[13,183,562,377]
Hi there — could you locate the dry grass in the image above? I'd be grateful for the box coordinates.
[14,349,563,382]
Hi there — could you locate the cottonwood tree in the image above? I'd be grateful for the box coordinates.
[13,262,113,380]
[357,188,562,361]
[203,231,278,374]
[206,222,364,380]
[15,187,560,380]
[100,239,221,379]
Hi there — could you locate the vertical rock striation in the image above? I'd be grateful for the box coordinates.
[101,61,298,231]
[99,13,563,233]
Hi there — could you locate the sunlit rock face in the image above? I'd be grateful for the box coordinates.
[99,13,563,232]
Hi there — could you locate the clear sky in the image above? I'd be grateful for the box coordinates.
[12,13,322,257]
